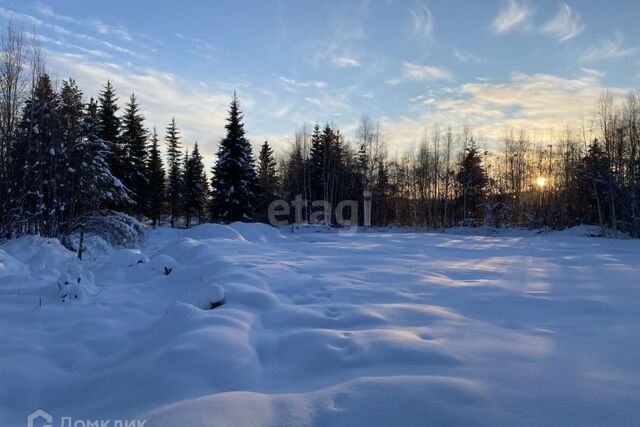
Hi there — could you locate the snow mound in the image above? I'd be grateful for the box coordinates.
[141,375,486,427]
[145,254,178,276]
[552,224,606,237]
[230,222,286,243]
[188,283,226,309]
[181,223,245,241]
[57,263,98,302]
[0,249,27,279]
[1,235,74,282]
[109,249,149,268]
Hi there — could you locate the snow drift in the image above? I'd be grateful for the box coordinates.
[1,223,639,427]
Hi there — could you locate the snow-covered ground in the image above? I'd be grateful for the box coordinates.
[1,224,640,427]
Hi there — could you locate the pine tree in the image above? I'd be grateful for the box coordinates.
[98,81,123,183]
[209,94,257,223]
[165,118,182,227]
[120,93,148,214]
[146,127,165,227]
[256,140,278,222]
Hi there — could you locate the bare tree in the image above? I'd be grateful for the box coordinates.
[0,23,29,237]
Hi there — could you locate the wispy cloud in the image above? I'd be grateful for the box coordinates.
[491,0,533,34]
[303,0,370,70]
[302,85,358,116]
[278,76,327,90]
[403,62,453,81]
[0,6,146,59]
[29,32,111,59]
[580,32,637,63]
[541,2,584,42]
[0,6,43,27]
[408,3,434,41]
[47,51,244,161]
[175,33,216,59]
[452,46,483,64]
[380,70,621,154]
[331,56,361,68]
[34,2,132,42]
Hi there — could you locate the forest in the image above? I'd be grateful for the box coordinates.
[1,24,639,240]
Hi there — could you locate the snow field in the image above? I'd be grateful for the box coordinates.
[1,223,640,426]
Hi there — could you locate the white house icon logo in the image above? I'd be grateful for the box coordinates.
[27,409,53,427]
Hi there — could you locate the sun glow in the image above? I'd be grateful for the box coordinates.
[536,177,547,188]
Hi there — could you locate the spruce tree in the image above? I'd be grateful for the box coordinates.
[256,140,278,222]
[165,118,182,227]
[13,74,64,237]
[185,142,207,225]
[182,144,207,228]
[146,127,165,227]
[58,79,85,224]
[71,97,131,215]
[120,93,148,214]
[309,123,324,200]
[98,81,124,183]
[456,140,488,221]
[209,94,257,223]
[182,146,192,227]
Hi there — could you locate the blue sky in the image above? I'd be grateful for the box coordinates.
[0,0,638,160]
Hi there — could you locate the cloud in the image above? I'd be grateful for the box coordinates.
[491,0,533,34]
[303,1,370,69]
[452,47,483,64]
[580,32,637,63]
[278,76,327,90]
[541,2,584,42]
[0,6,146,59]
[34,2,132,42]
[331,56,361,67]
[93,21,131,41]
[28,32,111,59]
[46,51,242,161]
[408,4,434,41]
[379,70,623,154]
[302,84,359,117]
[0,6,43,26]
[403,62,453,81]
[175,33,216,59]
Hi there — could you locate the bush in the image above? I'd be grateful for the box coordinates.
[66,210,146,249]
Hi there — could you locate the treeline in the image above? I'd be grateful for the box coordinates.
[276,93,640,237]
[0,25,263,239]
[1,24,639,239]
[275,90,640,238]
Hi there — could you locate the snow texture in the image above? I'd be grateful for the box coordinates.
[1,224,639,426]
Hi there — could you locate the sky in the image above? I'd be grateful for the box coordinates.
[0,0,639,161]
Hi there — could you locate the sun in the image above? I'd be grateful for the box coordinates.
[536,177,547,188]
